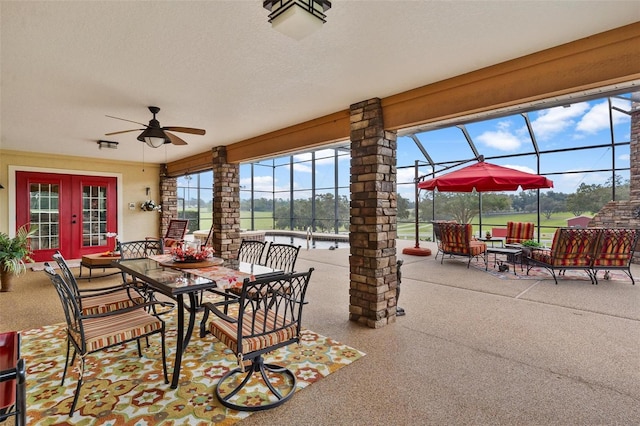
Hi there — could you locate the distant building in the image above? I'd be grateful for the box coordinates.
[567,215,593,228]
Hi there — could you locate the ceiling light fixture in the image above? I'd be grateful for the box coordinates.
[137,127,169,148]
[263,0,331,40]
[97,140,119,149]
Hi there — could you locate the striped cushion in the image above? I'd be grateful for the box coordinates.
[71,309,162,353]
[592,228,636,267]
[80,290,144,315]
[440,223,485,255]
[209,309,297,357]
[506,222,534,244]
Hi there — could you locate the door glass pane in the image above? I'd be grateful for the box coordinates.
[82,185,108,247]
[29,183,60,250]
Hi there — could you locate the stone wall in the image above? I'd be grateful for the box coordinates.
[591,102,640,262]
[349,98,398,328]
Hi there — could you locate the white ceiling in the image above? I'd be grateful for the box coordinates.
[2,1,639,165]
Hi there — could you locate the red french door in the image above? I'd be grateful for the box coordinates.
[16,172,118,262]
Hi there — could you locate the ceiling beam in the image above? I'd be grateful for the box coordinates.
[166,22,640,177]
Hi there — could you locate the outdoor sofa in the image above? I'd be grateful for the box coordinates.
[526,227,637,284]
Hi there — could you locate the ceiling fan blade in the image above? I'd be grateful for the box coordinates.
[105,128,144,136]
[163,126,206,135]
[106,115,148,127]
[165,131,188,145]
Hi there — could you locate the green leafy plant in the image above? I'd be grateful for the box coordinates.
[0,225,38,275]
[521,239,542,248]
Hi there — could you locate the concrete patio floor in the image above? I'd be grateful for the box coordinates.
[241,239,640,425]
[2,239,639,425]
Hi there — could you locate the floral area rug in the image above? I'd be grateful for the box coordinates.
[21,311,365,425]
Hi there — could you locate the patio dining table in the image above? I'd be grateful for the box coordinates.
[114,255,282,389]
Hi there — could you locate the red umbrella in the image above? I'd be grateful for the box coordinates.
[417,161,553,192]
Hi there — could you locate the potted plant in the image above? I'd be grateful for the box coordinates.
[0,225,38,292]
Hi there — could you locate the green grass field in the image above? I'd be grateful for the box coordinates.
[229,210,577,244]
[398,211,577,244]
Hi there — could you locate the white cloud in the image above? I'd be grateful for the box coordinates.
[531,102,589,140]
[618,154,630,161]
[476,129,522,151]
[576,99,630,134]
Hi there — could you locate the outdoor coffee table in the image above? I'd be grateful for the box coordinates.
[485,247,523,275]
[79,253,121,281]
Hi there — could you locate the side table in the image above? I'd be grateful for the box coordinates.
[478,237,504,248]
[485,247,523,275]
[79,253,121,281]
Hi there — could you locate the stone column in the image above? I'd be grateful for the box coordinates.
[212,146,241,260]
[159,165,178,236]
[349,98,398,328]
[629,101,640,201]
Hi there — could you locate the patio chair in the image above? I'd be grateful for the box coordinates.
[0,331,26,426]
[52,251,145,315]
[505,221,535,244]
[238,239,267,264]
[432,220,456,260]
[43,266,168,416]
[262,243,300,273]
[203,268,314,411]
[117,240,173,313]
[146,219,189,251]
[438,222,487,268]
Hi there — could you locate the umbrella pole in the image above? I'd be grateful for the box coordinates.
[403,161,431,256]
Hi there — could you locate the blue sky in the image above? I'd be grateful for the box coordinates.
[182,94,633,202]
[395,95,632,198]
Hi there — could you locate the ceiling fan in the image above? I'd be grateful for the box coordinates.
[105,106,206,148]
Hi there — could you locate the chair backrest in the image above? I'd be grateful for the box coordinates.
[548,228,600,266]
[237,239,267,264]
[236,268,314,353]
[43,266,85,350]
[506,221,535,244]
[51,251,83,304]
[591,228,638,266]
[118,239,164,260]
[262,243,300,273]
[439,223,473,253]
[432,220,456,245]
[165,219,189,240]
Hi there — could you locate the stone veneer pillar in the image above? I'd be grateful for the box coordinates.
[591,101,640,263]
[212,146,241,260]
[159,165,178,236]
[349,98,398,328]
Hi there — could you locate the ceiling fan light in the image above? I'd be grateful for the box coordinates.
[264,0,330,40]
[137,127,169,148]
[145,137,167,148]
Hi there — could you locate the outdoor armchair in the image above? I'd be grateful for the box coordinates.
[203,268,314,411]
[438,222,486,268]
[506,221,535,244]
